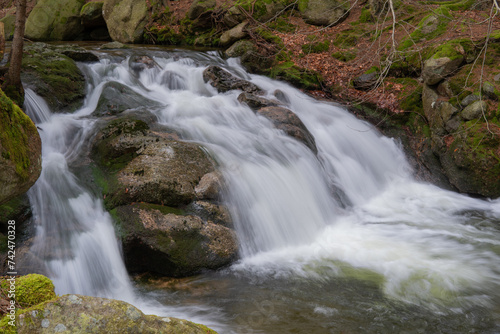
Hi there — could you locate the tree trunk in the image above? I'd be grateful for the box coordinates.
[0,22,5,61]
[2,0,27,105]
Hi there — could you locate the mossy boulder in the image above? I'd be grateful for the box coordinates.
[113,204,238,276]
[187,0,216,20]
[91,118,215,209]
[25,0,85,41]
[13,294,217,333]
[0,89,42,205]
[298,0,349,26]
[0,274,56,308]
[267,61,323,91]
[422,42,465,85]
[21,43,86,112]
[225,40,275,73]
[440,122,500,198]
[103,0,148,43]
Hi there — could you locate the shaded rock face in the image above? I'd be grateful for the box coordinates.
[114,205,237,277]
[16,294,217,333]
[103,0,148,43]
[225,40,275,74]
[203,65,264,94]
[80,1,111,41]
[21,43,87,112]
[0,89,42,205]
[299,0,349,26]
[422,56,464,85]
[220,21,248,46]
[91,117,238,276]
[352,72,379,91]
[187,0,216,20]
[257,106,318,154]
[25,0,85,41]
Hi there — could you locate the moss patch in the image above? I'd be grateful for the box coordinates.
[267,61,323,90]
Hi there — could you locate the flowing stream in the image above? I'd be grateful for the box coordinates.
[23,46,500,333]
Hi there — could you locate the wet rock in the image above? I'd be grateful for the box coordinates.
[114,204,238,276]
[94,82,161,116]
[461,100,488,121]
[129,55,159,72]
[352,72,379,91]
[299,0,349,26]
[92,118,215,208]
[195,171,223,200]
[15,294,217,333]
[100,41,129,49]
[187,201,233,228]
[225,40,274,73]
[21,43,86,112]
[203,65,264,95]
[237,92,281,110]
[273,89,290,104]
[256,106,318,154]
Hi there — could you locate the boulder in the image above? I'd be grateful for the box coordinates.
[92,118,215,209]
[203,65,264,94]
[187,0,216,20]
[80,1,106,28]
[103,0,148,43]
[461,100,488,121]
[220,21,248,46]
[187,200,233,228]
[21,43,86,112]
[461,93,480,107]
[0,89,42,205]
[225,40,274,73]
[352,72,379,91]
[195,171,223,200]
[54,44,100,62]
[237,92,281,110]
[25,0,85,41]
[94,82,161,116]
[14,294,217,333]
[257,106,318,154]
[299,0,349,26]
[114,204,238,276]
[482,81,498,100]
[422,56,464,85]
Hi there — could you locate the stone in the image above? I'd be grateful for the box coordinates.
[195,171,223,200]
[100,41,129,49]
[461,100,488,121]
[94,82,161,116]
[422,84,440,130]
[0,90,42,205]
[482,81,498,100]
[13,294,217,333]
[299,0,349,26]
[220,21,248,46]
[225,40,274,73]
[237,92,281,110]
[257,106,318,154]
[203,65,264,95]
[187,0,216,20]
[187,201,233,228]
[80,2,106,28]
[437,80,453,98]
[25,0,85,41]
[422,56,464,85]
[103,0,148,43]
[352,72,379,91]
[460,94,480,107]
[21,43,86,112]
[114,205,238,276]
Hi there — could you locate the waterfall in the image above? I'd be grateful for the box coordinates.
[22,48,500,331]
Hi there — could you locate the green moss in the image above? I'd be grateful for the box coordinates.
[333,30,358,48]
[302,40,330,54]
[0,274,56,309]
[255,28,284,47]
[0,88,37,180]
[432,39,474,61]
[267,61,323,90]
[400,83,423,113]
[332,51,356,62]
[358,6,373,23]
[269,16,296,33]
[398,7,452,50]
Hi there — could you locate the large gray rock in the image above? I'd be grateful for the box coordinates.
[94,82,160,116]
[422,56,464,85]
[25,0,85,41]
[220,21,248,46]
[114,204,238,276]
[299,0,349,26]
[103,0,148,43]
[257,106,318,154]
[15,294,217,333]
[203,65,264,94]
[461,100,488,121]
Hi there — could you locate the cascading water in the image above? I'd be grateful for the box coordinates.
[23,46,500,333]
